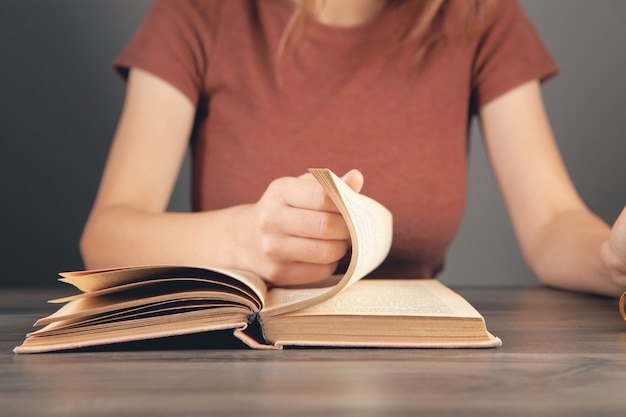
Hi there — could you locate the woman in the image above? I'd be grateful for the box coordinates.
[80,0,626,297]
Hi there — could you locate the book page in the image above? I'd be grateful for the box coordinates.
[35,288,261,328]
[261,279,502,349]
[282,279,483,318]
[262,169,393,317]
[58,266,268,306]
[326,173,393,286]
[15,310,251,354]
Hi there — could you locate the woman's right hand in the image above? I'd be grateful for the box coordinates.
[238,169,364,286]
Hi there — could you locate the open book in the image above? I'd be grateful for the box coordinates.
[14,169,501,353]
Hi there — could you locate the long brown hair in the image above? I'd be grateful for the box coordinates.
[276,0,500,76]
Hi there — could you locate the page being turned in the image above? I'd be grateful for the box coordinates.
[262,168,393,317]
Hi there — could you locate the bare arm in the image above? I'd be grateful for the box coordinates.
[479,80,626,297]
[80,68,363,286]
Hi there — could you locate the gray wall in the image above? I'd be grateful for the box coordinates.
[440,0,626,287]
[1,1,624,288]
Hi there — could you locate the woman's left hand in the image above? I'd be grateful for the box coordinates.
[602,205,626,288]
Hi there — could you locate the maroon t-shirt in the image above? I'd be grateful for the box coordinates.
[115,0,558,278]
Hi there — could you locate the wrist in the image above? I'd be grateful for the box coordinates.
[225,204,258,273]
[600,238,626,289]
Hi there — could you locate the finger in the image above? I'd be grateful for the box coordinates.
[610,206,626,251]
[274,176,340,212]
[262,261,339,286]
[262,235,349,265]
[606,205,626,272]
[295,169,365,208]
[300,169,365,193]
[278,206,351,240]
[341,169,364,193]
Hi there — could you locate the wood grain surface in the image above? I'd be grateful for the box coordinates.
[1,286,625,416]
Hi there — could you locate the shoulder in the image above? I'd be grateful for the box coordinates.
[149,0,225,15]
[148,0,259,23]
[441,0,529,39]
[115,0,255,103]
[143,0,272,44]
[467,0,558,108]
[146,0,226,30]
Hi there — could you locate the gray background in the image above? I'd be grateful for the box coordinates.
[0,1,624,288]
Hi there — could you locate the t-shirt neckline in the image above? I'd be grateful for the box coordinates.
[276,0,394,39]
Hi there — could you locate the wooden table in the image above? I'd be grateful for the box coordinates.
[1,286,625,416]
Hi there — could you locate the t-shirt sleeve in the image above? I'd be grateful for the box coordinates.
[472,0,559,108]
[114,0,221,104]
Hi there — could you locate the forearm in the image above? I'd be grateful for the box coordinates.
[80,205,253,271]
[525,208,623,297]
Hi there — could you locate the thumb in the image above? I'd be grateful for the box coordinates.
[602,205,626,286]
[608,205,626,265]
[341,169,364,193]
